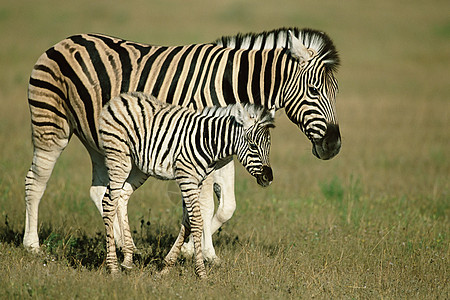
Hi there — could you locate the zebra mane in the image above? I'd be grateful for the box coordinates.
[200,103,275,128]
[213,27,340,73]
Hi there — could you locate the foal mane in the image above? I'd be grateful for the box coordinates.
[200,103,275,128]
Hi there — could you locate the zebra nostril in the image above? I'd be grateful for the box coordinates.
[256,166,273,187]
[262,166,273,182]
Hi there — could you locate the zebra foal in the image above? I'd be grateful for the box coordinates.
[99,92,274,277]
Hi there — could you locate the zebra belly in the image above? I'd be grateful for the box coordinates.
[137,155,176,181]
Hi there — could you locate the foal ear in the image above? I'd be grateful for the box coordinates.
[234,102,252,127]
[269,107,276,119]
[288,30,313,65]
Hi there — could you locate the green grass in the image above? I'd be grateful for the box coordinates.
[0,0,449,298]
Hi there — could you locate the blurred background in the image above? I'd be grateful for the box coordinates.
[0,0,448,297]
[0,0,448,248]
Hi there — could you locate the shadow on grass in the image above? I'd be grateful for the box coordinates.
[0,215,176,270]
[0,215,242,271]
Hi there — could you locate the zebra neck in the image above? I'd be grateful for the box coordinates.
[225,48,288,109]
[208,116,241,162]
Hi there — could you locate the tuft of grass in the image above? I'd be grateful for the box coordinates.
[320,176,344,203]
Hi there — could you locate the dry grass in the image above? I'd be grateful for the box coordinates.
[0,0,449,298]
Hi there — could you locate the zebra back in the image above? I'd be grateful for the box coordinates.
[29,27,340,161]
[99,92,274,182]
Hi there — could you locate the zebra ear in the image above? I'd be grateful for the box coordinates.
[288,30,313,65]
[234,102,252,127]
[269,107,276,119]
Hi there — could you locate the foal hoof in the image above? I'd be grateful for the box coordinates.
[156,267,171,278]
[108,267,120,277]
[180,242,194,258]
[121,261,134,270]
[197,271,208,280]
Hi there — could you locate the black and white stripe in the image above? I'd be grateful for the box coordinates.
[99,92,274,277]
[215,27,341,159]
[24,27,341,256]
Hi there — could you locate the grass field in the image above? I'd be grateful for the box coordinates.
[0,0,449,298]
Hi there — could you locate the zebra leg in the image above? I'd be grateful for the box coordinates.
[25,56,73,252]
[103,185,120,274]
[190,160,236,264]
[179,181,206,278]
[24,141,69,251]
[87,148,125,248]
[188,195,207,278]
[113,182,134,270]
[180,175,216,261]
[119,166,149,269]
[89,147,146,255]
[197,176,220,262]
[98,184,135,270]
[103,154,132,274]
[161,204,190,274]
[210,160,236,234]
[161,225,188,275]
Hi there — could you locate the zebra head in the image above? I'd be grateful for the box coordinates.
[233,103,275,187]
[283,30,341,160]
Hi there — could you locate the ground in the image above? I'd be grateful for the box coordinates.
[0,0,448,298]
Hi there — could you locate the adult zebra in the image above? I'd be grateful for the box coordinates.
[24,28,341,262]
[99,92,274,277]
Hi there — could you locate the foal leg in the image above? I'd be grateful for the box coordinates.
[181,175,216,262]
[102,165,147,271]
[162,203,190,274]
[87,147,126,248]
[89,145,147,261]
[103,153,132,274]
[179,181,206,278]
[186,194,206,278]
[119,166,149,269]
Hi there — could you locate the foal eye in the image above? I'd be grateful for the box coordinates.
[309,86,320,96]
[249,143,258,150]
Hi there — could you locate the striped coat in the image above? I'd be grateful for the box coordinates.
[24,28,340,263]
[99,92,274,277]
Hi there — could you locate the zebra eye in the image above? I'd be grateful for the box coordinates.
[249,143,258,151]
[309,86,320,96]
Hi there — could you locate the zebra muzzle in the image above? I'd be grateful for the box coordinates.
[256,166,273,187]
[311,123,341,160]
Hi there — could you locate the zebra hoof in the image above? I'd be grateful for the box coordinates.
[203,247,220,265]
[181,242,194,258]
[107,263,121,275]
[24,245,41,254]
[157,267,171,277]
[197,271,208,279]
[23,239,41,254]
[109,268,120,277]
[121,261,134,270]
[207,256,221,267]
